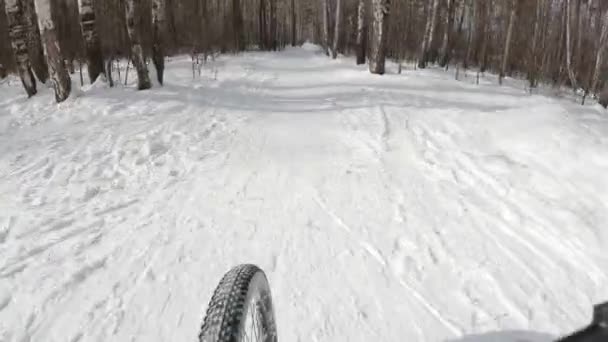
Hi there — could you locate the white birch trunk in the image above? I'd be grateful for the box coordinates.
[418,0,438,68]
[369,0,389,74]
[23,0,47,82]
[125,0,151,90]
[152,0,165,85]
[427,0,439,55]
[34,0,71,102]
[4,0,37,97]
[528,0,542,88]
[499,0,517,85]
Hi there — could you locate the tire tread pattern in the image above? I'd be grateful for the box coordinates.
[199,264,276,342]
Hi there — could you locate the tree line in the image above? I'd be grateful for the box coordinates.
[2,0,608,107]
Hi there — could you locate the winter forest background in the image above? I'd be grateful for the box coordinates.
[2,0,608,105]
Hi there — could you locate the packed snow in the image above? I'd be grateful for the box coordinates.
[1,45,607,342]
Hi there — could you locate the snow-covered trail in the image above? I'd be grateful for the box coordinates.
[1,45,608,342]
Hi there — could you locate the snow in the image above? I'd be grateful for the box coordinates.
[1,45,607,342]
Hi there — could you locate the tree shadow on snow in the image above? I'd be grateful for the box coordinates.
[447,330,555,342]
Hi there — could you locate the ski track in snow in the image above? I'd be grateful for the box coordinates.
[1,45,608,342]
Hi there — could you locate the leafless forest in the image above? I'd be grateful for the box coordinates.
[2,0,608,106]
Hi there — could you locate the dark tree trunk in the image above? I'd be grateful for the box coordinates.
[151,0,165,85]
[322,0,329,55]
[290,0,296,46]
[232,0,243,51]
[369,0,389,74]
[23,0,47,83]
[269,0,277,50]
[355,0,366,65]
[439,0,455,67]
[259,0,267,49]
[599,83,608,108]
[105,57,114,87]
[125,0,151,90]
[5,0,37,97]
[34,0,71,102]
[77,0,104,83]
[331,0,341,59]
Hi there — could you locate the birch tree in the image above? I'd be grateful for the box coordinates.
[565,0,577,88]
[499,0,518,85]
[528,0,543,88]
[591,8,608,101]
[331,0,341,59]
[290,0,296,46]
[34,0,71,102]
[322,0,330,55]
[24,0,47,83]
[369,0,389,74]
[4,0,37,96]
[438,0,454,67]
[232,0,243,51]
[418,0,439,68]
[151,0,165,85]
[77,0,103,83]
[259,0,267,49]
[125,0,151,90]
[355,0,366,65]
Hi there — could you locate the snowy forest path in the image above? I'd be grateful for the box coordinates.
[1,45,608,342]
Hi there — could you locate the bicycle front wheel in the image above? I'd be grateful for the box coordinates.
[199,264,277,342]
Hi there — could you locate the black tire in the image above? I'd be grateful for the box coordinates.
[199,264,277,342]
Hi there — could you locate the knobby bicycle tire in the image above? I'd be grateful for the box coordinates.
[199,264,277,342]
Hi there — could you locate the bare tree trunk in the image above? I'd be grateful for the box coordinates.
[290,0,296,46]
[4,0,37,97]
[427,0,439,62]
[369,0,389,74]
[151,0,165,85]
[591,9,608,97]
[463,0,474,69]
[574,0,583,67]
[499,0,517,85]
[355,0,366,65]
[439,0,454,67]
[125,0,151,90]
[322,0,330,55]
[480,0,490,72]
[232,0,243,51]
[269,0,277,50]
[565,0,577,88]
[528,0,542,88]
[331,0,341,59]
[77,0,103,83]
[23,0,47,83]
[34,0,71,102]
[598,84,608,108]
[419,0,439,68]
[105,58,113,87]
[259,0,267,49]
